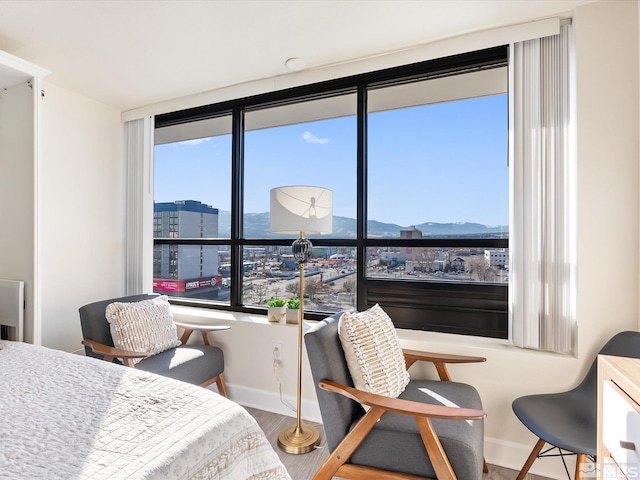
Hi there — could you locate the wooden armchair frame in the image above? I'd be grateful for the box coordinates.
[82,321,230,396]
[312,349,487,480]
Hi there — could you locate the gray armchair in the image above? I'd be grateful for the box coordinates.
[305,313,487,480]
[79,294,229,397]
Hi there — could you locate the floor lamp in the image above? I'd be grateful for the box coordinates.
[270,185,333,454]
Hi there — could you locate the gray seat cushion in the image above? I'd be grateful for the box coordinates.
[136,345,224,386]
[349,379,484,479]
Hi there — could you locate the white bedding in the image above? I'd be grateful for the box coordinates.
[0,340,291,480]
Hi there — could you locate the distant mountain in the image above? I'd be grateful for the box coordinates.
[218,211,508,238]
[414,221,508,237]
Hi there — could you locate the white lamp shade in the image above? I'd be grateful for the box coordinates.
[270,186,333,235]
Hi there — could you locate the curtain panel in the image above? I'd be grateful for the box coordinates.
[124,117,154,296]
[509,21,576,354]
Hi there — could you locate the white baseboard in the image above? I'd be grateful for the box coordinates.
[485,436,579,480]
[227,383,579,480]
[227,382,322,424]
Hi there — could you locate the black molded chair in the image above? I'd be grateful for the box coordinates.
[305,313,488,480]
[79,294,229,397]
[512,330,640,480]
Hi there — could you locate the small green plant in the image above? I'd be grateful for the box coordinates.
[267,297,286,307]
[286,298,300,309]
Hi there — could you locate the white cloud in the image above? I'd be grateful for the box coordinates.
[177,137,211,146]
[302,131,330,144]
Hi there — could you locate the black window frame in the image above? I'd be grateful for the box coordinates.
[154,45,509,339]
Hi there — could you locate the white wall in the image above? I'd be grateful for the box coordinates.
[39,83,124,351]
[170,306,323,420]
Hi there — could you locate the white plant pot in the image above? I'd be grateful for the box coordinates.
[268,306,286,323]
[286,308,300,324]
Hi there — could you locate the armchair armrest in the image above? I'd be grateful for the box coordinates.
[173,320,230,345]
[403,348,486,381]
[315,378,486,480]
[318,378,485,420]
[81,339,151,367]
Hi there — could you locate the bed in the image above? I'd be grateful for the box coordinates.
[0,340,291,480]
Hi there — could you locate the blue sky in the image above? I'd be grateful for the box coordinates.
[154,94,508,227]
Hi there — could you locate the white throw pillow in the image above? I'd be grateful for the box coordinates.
[338,304,410,398]
[105,295,181,365]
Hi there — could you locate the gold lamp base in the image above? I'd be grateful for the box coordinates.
[277,423,320,454]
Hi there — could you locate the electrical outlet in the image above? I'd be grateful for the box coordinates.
[272,343,282,361]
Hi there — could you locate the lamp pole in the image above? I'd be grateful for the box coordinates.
[277,231,320,454]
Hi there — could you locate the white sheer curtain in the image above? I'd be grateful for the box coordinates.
[509,21,576,354]
[124,117,154,295]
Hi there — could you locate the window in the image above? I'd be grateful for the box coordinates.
[367,77,508,285]
[241,94,358,313]
[153,46,509,338]
[153,115,232,303]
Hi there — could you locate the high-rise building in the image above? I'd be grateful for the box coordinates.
[153,200,221,297]
[400,225,423,240]
[400,225,423,259]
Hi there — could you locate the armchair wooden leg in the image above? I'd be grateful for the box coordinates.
[434,361,489,474]
[415,416,457,480]
[574,453,587,480]
[180,328,194,344]
[313,407,385,480]
[199,373,229,398]
[516,438,546,480]
[215,373,229,398]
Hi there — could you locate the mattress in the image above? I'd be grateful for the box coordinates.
[0,340,291,480]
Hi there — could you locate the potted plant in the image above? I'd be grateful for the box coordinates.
[285,298,300,324]
[267,298,286,323]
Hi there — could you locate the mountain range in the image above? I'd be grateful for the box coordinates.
[218,211,508,238]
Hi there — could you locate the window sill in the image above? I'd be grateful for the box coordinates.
[396,327,576,359]
[396,327,509,353]
[170,304,561,358]
[170,304,308,328]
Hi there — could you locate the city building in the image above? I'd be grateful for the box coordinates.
[403,225,423,259]
[451,256,466,272]
[400,225,423,239]
[153,200,221,297]
[484,248,509,268]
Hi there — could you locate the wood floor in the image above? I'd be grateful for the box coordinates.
[245,407,553,480]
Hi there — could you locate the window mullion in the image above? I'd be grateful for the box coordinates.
[356,83,367,311]
[231,107,244,307]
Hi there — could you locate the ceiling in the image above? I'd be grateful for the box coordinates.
[0,0,594,112]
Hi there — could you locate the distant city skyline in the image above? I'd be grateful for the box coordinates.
[154,93,508,228]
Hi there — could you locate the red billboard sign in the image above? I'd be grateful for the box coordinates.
[153,275,222,293]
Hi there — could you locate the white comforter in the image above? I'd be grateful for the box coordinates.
[0,340,291,480]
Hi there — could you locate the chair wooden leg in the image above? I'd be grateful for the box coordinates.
[199,374,229,398]
[180,328,194,344]
[574,453,587,480]
[516,438,546,480]
[415,416,457,480]
[432,361,489,474]
[215,373,229,398]
[313,407,385,480]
